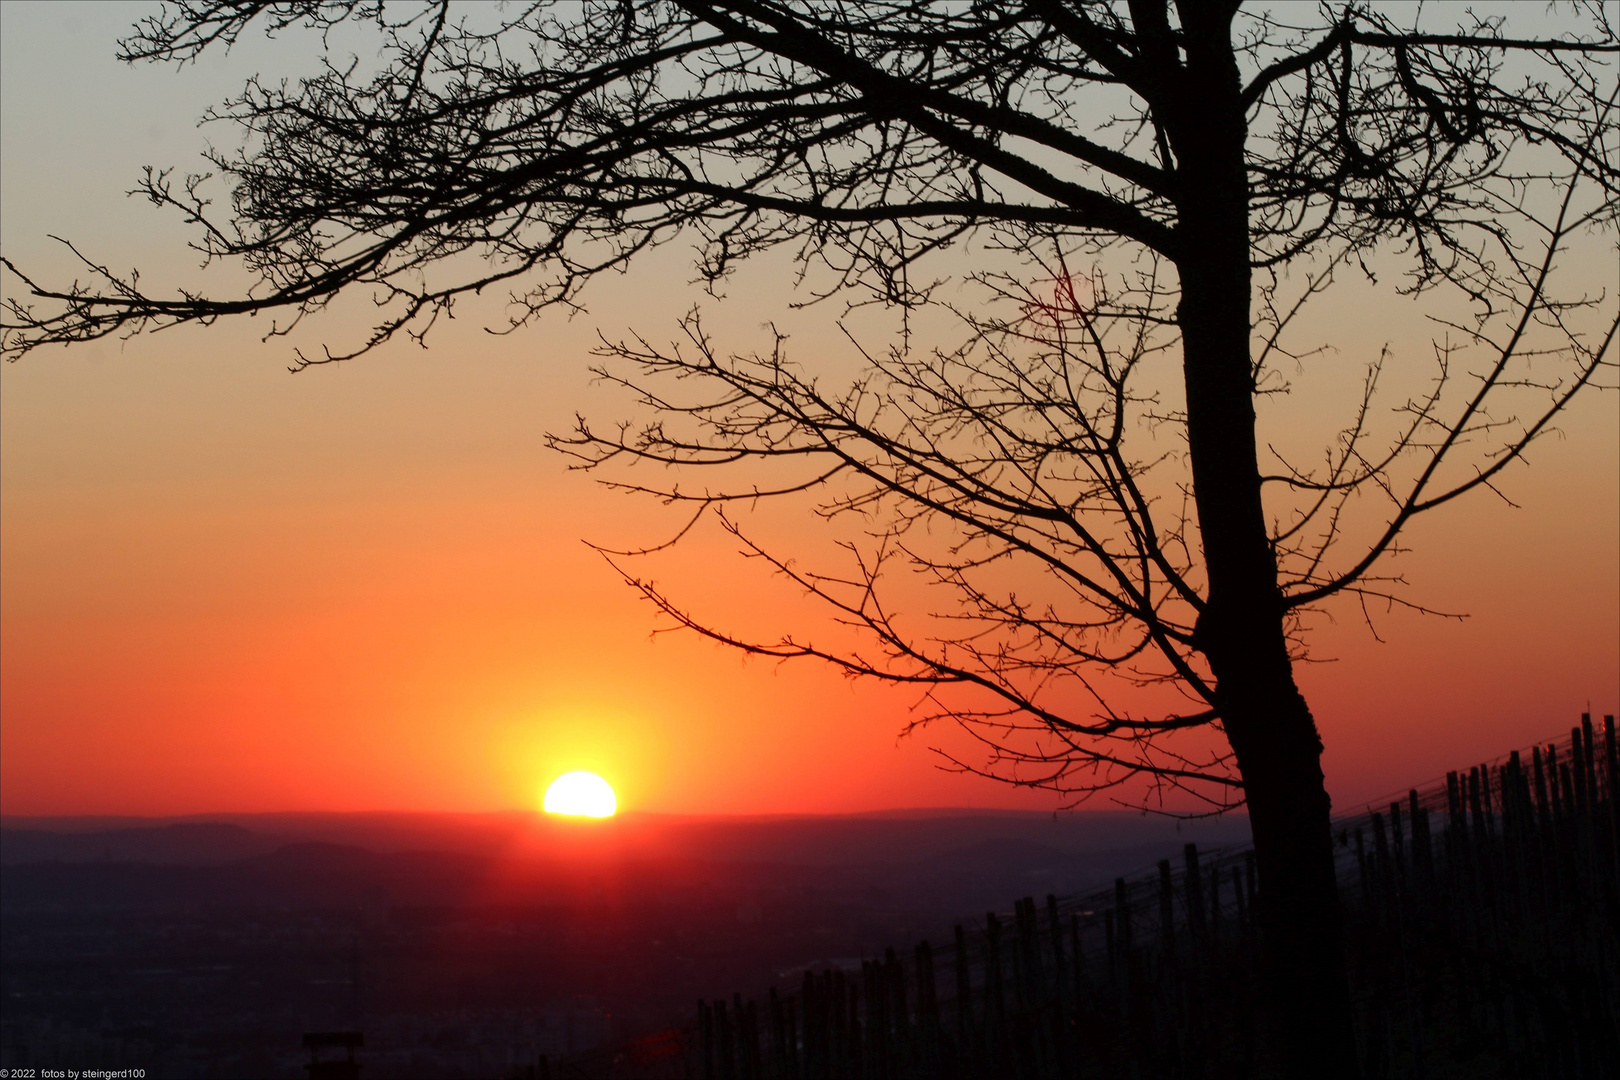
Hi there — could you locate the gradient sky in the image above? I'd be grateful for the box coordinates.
[2,2,1616,819]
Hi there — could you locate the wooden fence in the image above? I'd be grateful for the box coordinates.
[555,714,1619,1080]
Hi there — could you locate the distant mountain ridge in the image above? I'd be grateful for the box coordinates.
[0,822,282,866]
[1,807,1250,866]
[0,809,1251,919]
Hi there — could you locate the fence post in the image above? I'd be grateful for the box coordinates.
[715,997,735,1080]
[701,999,715,1080]
[1467,768,1485,846]
[1558,756,1577,821]
[784,994,800,1080]
[1373,813,1390,909]
[858,961,876,1080]
[1505,753,1523,838]
[742,996,761,1080]
[1116,877,1134,955]
[1184,844,1207,946]
[1605,716,1620,909]
[1558,754,1581,948]
[888,947,907,1045]
[1158,860,1176,961]
[1482,762,1498,839]
[1105,909,1117,985]
[861,960,884,1080]
[1547,746,1563,820]
[799,975,815,1080]
[769,989,785,1080]
[1070,911,1084,984]
[986,912,1006,1061]
[1410,790,1433,886]
[1390,802,1407,891]
[1045,895,1066,979]
[847,980,863,1080]
[1582,714,1599,809]
[822,973,837,1079]
[1013,896,1052,1080]
[1046,895,1073,1076]
[1354,829,1367,913]
[1606,716,1620,868]
[915,940,938,1078]
[1532,747,1552,831]
[1011,897,1034,1019]
[953,922,971,1057]
[1045,895,1067,1014]
[1571,728,1590,824]
[1604,715,1618,807]
[1113,876,1134,1027]
[1458,773,1470,841]
[914,940,935,1021]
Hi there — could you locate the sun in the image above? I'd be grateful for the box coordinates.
[542,771,617,817]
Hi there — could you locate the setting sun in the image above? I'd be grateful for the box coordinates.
[542,771,617,817]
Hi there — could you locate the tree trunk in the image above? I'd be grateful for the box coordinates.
[1172,7,1359,1078]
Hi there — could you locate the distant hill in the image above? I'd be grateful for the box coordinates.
[0,821,281,866]
[0,842,488,913]
[0,808,1250,920]
[3,806,1250,864]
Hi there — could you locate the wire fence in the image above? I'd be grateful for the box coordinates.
[547,714,1619,1080]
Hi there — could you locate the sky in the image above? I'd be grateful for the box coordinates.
[2,2,1616,820]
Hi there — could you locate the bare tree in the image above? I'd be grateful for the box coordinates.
[3,3,1615,1073]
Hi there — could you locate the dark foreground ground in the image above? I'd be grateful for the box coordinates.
[0,809,1247,1078]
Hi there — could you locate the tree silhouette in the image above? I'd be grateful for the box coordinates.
[3,3,1616,1074]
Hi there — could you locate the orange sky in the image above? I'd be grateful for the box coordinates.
[2,3,1616,819]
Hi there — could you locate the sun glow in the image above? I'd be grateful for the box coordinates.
[542,771,617,817]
